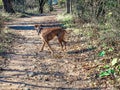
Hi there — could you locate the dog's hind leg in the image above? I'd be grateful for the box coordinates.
[62,40,67,49]
[58,39,64,51]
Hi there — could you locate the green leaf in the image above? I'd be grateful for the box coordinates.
[111,58,118,66]
[104,65,110,69]
[118,66,120,70]
[99,69,115,77]
[0,49,4,53]
[99,71,110,77]
[99,51,106,57]
[107,69,115,74]
[108,48,114,52]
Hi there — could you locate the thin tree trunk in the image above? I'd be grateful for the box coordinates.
[66,0,70,13]
[49,0,53,12]
[70,0,72,13]
[2,0,15,13]
[39,6,43,13]
[96,0,105,19]
[38,0,46,14]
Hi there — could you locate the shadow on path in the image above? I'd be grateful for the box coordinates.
[8,23,63,30]
[8,25,34,30]
[67,47,96,54]
[0,79,101,90]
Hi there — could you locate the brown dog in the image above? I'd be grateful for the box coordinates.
[34,24,67,54]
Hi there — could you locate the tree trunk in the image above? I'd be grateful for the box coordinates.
[66,0,70,13]
[39,6,43,13]
[70,0,72,13]
[49,0,53,12]
[66,0,72,13]
[2,0,15,13]
[96,1,106,19]
[38,0,46,14]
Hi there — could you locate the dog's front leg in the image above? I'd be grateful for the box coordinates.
[40,41,45,51]
[44,40,54,54]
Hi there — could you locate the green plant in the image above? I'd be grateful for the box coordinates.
[57,14,74,28]
[0,11,13,21]
[99,51,106,57]
[58,0,65,7]
[99,58,120,77]
[99,69,115,77]
[0,0,3,5]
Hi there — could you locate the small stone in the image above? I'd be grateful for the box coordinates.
[32,65,37,69]
[24,87,30,90]
[44,78,50,81]
[9,83,12,86]
[27,72,36,77]
[21,84,26,87]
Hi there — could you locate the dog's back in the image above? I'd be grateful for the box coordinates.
[41,27,66,41]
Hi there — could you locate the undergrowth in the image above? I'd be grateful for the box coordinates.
[57,12,120,88]
[57,14,74,28]
[0,14,15,70]
[80,22,120,88]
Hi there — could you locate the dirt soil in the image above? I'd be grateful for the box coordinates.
[0,13,110,90]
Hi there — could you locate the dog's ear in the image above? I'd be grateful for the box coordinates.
[34,24,39,28]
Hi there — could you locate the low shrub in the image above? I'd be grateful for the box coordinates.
[57,14,74,28]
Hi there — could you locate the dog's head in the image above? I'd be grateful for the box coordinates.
[34,24,43,35]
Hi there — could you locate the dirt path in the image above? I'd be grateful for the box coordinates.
[0,14,100,90]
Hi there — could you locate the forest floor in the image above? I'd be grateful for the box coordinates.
[0,8,114,90]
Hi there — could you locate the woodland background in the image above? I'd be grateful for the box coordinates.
[0,0,120,89]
